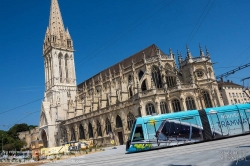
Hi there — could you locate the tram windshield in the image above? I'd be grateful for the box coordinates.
[129,120,136,141]
[132,124,144,141]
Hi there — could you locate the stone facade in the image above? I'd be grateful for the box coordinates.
[39,0,77,148]
[60,44,223,146]
[18,127,39,150]
[37,0,224,148]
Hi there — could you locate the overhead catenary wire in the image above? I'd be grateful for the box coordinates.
[220,45,250,74]
[186,0,215,46]
[14,110,40,125]
[184,0,211,46]
[76,0,175,69]
[0,100,72,130]
[181,0,215,54]
[1,1,176,117]
[2,1,175,122]
[0,97,44,115]
[76,0,167,67]
[4,0,244,128]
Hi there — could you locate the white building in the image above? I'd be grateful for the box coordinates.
[218,80,250,105]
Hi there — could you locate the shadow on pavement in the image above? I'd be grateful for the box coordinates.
[229,155,250,166]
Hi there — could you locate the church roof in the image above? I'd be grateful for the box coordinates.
[78,44,167,88]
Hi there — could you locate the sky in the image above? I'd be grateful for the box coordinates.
[0,0,250,131]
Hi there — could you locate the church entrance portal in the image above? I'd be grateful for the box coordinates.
[117,132,124,145]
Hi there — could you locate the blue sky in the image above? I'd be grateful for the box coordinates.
[0,0,250,131]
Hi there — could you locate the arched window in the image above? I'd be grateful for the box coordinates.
[185,97,196,110]
[127,112,135,130]
[151,66,162,88]
[160,101,168,114]
[116,115,123,128]
[129,87,133,98]
[70,127,76,141]
[96,121,102,137]
[234,99,237,104]
[65,55,69,83]
[105,118,112,135]
[88,123,93,138]
[172,99,181,112]
[45,59,49,89]
[138,70,144,80]
[79,124,85,140]
[166,76,177,87]
[141,79,147,91]
[128,75,132,84]
[59,54,63,83]
[202,91,212,108]
[146,103,156,115]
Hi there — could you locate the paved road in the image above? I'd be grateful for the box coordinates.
[42,134,250,166]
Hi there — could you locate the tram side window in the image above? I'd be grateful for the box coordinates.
[180,116,202,140]
[161,120,181,136]
[179,124,190,139]
[133,125,144,141]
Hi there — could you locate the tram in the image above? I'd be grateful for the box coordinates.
[126,103,250,153]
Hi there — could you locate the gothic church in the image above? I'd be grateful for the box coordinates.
[39,0,223,148]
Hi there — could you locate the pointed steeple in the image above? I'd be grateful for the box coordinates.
[169,48,174,59]
[49,0,65,35]
[205,46,210,58]
[43,0,73,53]
[66,28,71,38]
[177,50,182,67]
[186,45,192,59]
[199,44,205,57]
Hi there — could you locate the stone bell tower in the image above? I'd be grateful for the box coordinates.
[39,0,77,147]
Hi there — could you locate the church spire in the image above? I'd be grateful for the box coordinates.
[49,0,65,35]
[43,0,73,54]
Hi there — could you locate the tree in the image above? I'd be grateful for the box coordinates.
[14,140,27,151]
[3,144,15,151]
[7,123,29,139]
[1,124,36,151]
[0,130,7,152]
